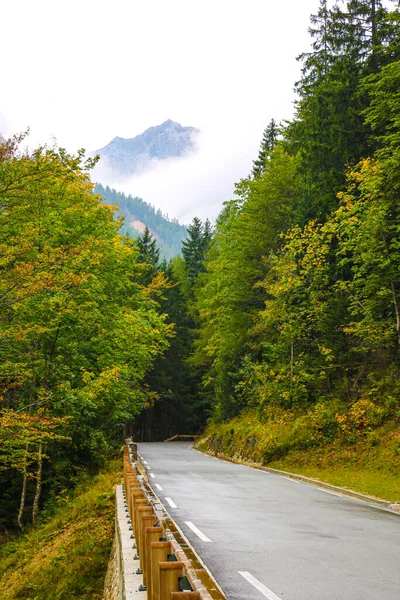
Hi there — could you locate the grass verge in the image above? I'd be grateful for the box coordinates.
[0,458,121,600]
[197,411,400,502]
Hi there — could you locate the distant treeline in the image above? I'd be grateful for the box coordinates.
[94,183,188,259]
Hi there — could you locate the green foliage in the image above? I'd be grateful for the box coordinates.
[0,459,120,600]
[0,136,171,528]
[192,148,301,419]
[197,409,400,500]
[285,0,400,221]
[181,217,212,283]
[252,119,279,178]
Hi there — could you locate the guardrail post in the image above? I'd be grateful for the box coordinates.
[127,440,138,461]
[125,474,139,518]
[137,506,153,569]
[140,515,158,586]
[133,498,150,542]
[159,561,184,600]
[144,526,163,600]
[129,488,145,525]
[150,541,172,600]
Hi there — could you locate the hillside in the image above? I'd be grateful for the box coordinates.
[94,119,199,175]
[94,183,188,259]
[0,460,120,600]
[197,409,400,502]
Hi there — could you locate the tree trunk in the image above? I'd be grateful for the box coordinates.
[32,443,43,528]
[17,443,29,530]
[371,0,377,48]
[290,340,294,380]
[391,281,400,348]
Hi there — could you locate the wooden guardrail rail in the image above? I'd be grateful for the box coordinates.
[163,434,200,443]
[122,439,225,600]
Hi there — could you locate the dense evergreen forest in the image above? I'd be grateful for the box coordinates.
[1,0,400,531]
[142,0,400,460]
[94,183,188,260]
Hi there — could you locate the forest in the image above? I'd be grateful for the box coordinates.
[1,0,400,532]
[93,183,188,260]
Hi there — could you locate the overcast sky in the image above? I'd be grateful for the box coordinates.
[2,0,322,223]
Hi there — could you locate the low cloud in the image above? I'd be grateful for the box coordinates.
[91,123,262,225]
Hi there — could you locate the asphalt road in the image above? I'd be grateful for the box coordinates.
[137,441,400,600]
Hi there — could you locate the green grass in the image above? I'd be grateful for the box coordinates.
[0,459,121,600]
[197,410,400,502]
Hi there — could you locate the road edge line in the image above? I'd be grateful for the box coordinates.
[191,447,400,515]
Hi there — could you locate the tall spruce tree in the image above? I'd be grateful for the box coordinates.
[286,0,400,222]
[181,217,212,283]
[252,119,279,178]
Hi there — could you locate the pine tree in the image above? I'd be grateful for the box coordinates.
[286,0,400,222]
[252,119,279,177]
[181,217,211,282]
[136,226,160,266]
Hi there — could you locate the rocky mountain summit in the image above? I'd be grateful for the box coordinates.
[95,119,199,175]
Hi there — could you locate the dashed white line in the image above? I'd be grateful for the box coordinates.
[142,460,148,464]
[150,472,155,478]
[185,521,212,542]
[238,572,282,600]
[146,465,152,470]
[165,497,177,508]
[154,484,163,491]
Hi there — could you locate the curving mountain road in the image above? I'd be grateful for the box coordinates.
[138,441,400,600]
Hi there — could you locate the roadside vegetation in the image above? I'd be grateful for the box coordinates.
[0,458,120,600]
[197,407,400,501]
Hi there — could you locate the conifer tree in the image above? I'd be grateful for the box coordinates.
[182,217,212,282]
[252,119,279,178]
[136,226,160,266]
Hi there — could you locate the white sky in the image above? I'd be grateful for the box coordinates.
[2,0,322,223]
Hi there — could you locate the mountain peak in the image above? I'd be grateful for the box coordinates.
[96,120,199,176]
[162,119,180,127]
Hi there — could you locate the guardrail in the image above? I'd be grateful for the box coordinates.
[120,439,225,600]
[163,434,200,443]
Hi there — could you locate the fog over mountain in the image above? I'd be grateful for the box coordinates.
[92,119,260,224]
[94,120,199,176]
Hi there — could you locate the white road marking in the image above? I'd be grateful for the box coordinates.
[318,487,343,497]
[150,472,155,478]
[143,460,147,464]
[238,572,282,600]
[185,521,212,542]
[283,476,301,484]
[165,497,177,508]
[146,465,152,470]
[155,484,163,491]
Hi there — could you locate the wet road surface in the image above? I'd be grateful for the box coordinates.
[138,441,400,600]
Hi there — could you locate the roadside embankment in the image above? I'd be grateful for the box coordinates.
[196,408,400,502]
[0,460,120,600]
